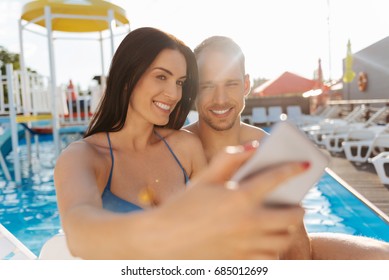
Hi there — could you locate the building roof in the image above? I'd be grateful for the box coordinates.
[251,71,316,97]
[354,36,389,71]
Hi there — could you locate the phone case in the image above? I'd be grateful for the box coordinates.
[231,121,330,205]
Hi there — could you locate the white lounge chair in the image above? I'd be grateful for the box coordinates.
[252,107,268,125]
[286,105,302,119]
[297,105,342,126]
[267,106,283,124]
[39,233,79,260]
[316,105,343,118]
[302,105,366,141]
[286,105,304,126]
[0,223,37,260]
[369,152,389,185]
[343,133,389,163]
[314,105,332,117]
[308,106,386,147]
[322,125,363,152]
[323,125,388,154]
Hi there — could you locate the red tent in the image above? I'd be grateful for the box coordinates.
[251,71,316,97]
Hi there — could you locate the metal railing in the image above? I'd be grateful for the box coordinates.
[0,63,103,185]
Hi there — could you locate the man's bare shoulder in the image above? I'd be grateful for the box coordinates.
[182,121,199,136]
[157,127,205,170]
[175,128,201,142]
[240,122,268,142]
[157,127,202,149]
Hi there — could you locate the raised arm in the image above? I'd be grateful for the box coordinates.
[53,141,141,258]
[54,142,307,259]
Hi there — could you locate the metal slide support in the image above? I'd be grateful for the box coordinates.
[108,9,115,58]
[99,31,106,93]
[18,19,31,115]
[0,152,11,181]
[0,68,11,181]
[45,5,61,157]
[6,64,22,185]
[18,19,32,167]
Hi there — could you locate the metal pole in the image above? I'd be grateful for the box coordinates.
[19,18,33,167]
[0,62,4,113]
[99,31,106,94]
[108,9,115,58]
[327,0,332,81]
[6,64,22,185]
[45,5,61,157]
[0,150,11,181]
[18,19,31,114]
[0,65,11,180]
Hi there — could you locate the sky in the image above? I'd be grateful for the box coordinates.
[1,0,389,91]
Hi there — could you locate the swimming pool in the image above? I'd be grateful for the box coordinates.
[0,135,61,256]
[303,171,389,241]
[1,134,389,257]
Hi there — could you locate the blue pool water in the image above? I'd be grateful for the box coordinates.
[303,173,389,240]
[1,134,389,257]
[0,135,61,256]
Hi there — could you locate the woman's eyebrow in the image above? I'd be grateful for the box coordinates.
[153,67,187,79]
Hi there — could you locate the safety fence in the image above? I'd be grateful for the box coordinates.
[0,63,102,185]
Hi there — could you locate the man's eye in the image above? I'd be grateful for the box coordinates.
[201,84,214,90]
[176,80,185,87]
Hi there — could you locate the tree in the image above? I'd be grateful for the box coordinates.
[0,46,20,73]
[0,46,36,73]
[249,76,268,95]
[0,46,37,105]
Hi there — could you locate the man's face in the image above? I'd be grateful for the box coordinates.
[196,49,249,131]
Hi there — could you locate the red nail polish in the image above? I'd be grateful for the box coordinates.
[243,140,259,151]
[301,161,311,170]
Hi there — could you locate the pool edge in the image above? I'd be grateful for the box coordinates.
[325,167,389,225]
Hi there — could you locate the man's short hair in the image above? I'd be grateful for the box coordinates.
[194,36,245,74]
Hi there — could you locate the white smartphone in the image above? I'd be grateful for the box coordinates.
[231,121,330,206]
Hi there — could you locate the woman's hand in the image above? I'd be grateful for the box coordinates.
[137,145,308,259]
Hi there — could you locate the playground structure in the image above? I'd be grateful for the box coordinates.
[0,1,131,185]
[0,63,97,185]
[18,0,130,157]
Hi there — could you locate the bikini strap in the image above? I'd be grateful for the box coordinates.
[154,130,189,184]
[105,132,115,191]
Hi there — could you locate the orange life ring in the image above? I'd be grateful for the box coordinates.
[358,72,368,92]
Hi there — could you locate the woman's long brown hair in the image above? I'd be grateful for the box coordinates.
[84,27,198,138]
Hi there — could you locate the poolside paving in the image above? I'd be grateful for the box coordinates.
[320,148,389,218]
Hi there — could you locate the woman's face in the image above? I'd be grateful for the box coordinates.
[129,49,187,126]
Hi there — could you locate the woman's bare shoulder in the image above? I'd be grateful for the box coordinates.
[59,138,96,158]
[55,134,108,170]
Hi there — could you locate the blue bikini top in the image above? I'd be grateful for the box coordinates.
[101,131,189,213]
